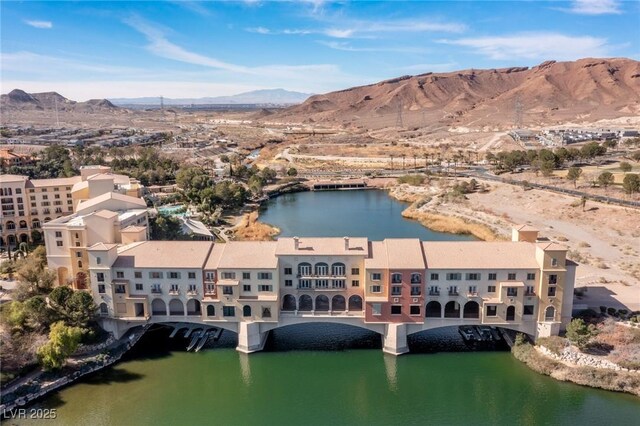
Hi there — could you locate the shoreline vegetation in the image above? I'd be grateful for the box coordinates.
[232,211,280,241]
[400,207,500,241]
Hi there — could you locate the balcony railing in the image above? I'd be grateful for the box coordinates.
[297,273,347,279]
[429,290,440,296]
[467,291,478,297]
[169,290,180,295]
[448,290,459,296]
[151,289,162,294]
[525,291,536,296]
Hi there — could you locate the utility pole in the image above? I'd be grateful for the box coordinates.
[395,100,404,128]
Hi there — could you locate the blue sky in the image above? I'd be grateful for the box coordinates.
[1,0,638,100]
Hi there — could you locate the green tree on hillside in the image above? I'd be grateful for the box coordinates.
[37,322,83,370]
[567,167,583,188]
[619,161,632,174]
[597,171,614,191]
[622,173,640,195]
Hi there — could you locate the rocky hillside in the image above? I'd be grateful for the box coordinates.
[274,58,640,129]
[1,89,119,113]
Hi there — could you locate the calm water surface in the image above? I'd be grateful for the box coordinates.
[14,190,640,425]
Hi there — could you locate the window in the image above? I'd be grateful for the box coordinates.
[548,287,556,297]
[76,251,82,259]
[298,263,312,275]
[150,272,163,279]
[391,286,402,296]
[551,257,558,267]
[42,195,48,200]
[410,273,422,284]
[259,285,273,292]
[55,231,62,238]
[332,263,345,275]
[429,286,440,295]
[78,261,83,268]
[411,286,421,296]
[391,273,402,283]
[223,286,233,295]
[523,305,534,315]
[466,273,481,280]
[332,280,345,289]
[243,272,251,280]
[468,285,477,295]
[96,272,105,282]
[258,272,272,280]
[391,305,402,315]
[262,307,272,318]
[151,284,161,294]
[527,273,536,280]
[298,279,312,289]
[134,271,142,279]
[98,284,106,294]
[222,272,236,279]
[507,273,517,281]
[96,257,101,265]
[116,271,124,278]
[351,268,360,275]
[135,283,143,291]
[488,285,496,293]
[548,274,558,285]
[285,279,293,287]
[371,273,381,281]
[243,284,251,292]
[170,284,179,293]
[507,288,518,297]
[372,303,382,316]
[205,272,215,281]
[223,306,235,317]
[448,286,458,295]
[169,272,180,279]
[115,284,126,294]
[370,285,381,293]
[430,273,439,281]
[188,272,196,279]
[188,284,197,293]
[446,273,461,280]
[351,280,360,287]
[284,267,292,275]
[410,305,421,316]
[75,242,80,247]
[486,306,497,317]
[315,279,329,289]
[525,286,535,295]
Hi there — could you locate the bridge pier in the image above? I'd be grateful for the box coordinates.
[382,323,409,356]
[237,322,269,354]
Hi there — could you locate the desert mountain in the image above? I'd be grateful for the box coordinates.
[275,58,640,130]
[110,89,312,106]
[1,89,119,113]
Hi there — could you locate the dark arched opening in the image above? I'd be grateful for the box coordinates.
[187,299,201,315]
[425,301,442,318]
[299,295,312,311]
[243,305,252,317]
[348,295,362,311]
[331,295,346,311]
[506,305,516,321]
[282,294,297,311]
[206,304,215,317]
[463,301,480,319]
[151,299,167,315]
[315,295,329,311]
[545,306,555,321]
[444,301,460,318]
[169,299,184,316]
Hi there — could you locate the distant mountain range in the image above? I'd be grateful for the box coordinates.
[109,89,312,106]
[274,58,640,129]
[1,89,119,112]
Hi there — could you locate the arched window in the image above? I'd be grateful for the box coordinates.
[19,220,27,229]
[506,305,516,321]
[282,294,297,311]
[425,301,441,318]
[545,306,555,321]
[32,219,41,229]
[331,262,345,276]
[314,262,328,276]
[78,260,83,268]
[299,295,312,311]
[169,299,184,316]
[99,303,108,315]
[348,295,363,311]
[243,305,252,317]
[206,305,215,317]
[187,299,201,315]
[331,295,346,311]
[6,221,15,230]
[410,273,422,284]
[463,301,480,319]
[444,301,460,318]
[152,299,167,315]
[391,273,403,284]
[298,262,312,276]
[315,295,329,311]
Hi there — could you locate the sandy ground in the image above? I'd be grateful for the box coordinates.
[392,179,640,311]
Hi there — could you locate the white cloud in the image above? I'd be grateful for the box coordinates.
[24,20,53,29]
[1,51,145,75]
[318,41,427,54]
[439,33,611,61]
[246,26,272,34]
[395,63,459,73]
[563,0,622,15]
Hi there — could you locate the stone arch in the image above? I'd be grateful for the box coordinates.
[331,295,346,311]
[315,295,329,311]
[299,295,312,311]
[169,299,184,316]
[331,262,345,275]
[99,302,108,316]
[444,301,460,318]
[298,262,311,275]
[206,304,215,317]
[314,262,328,275]
[282,294,297,311]
[187,299,201,315]
[243,305,252,317]
[348,295,362,311]
[425,301,442,318]
[463,301,480,319]
[545,306,555,321]
[507,305,516,321]
[151,299,167,315]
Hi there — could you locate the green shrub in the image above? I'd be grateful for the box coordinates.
[397,175,425,185]
[607,307,617,316]
[599,306,607,314]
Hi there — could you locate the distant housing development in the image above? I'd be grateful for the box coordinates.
[34,175,575,354]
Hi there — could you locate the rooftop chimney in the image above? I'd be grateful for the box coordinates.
[294,236,299,250]
[344,236,349,251]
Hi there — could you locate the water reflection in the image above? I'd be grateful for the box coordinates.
[383,354,398,393]
[239,353,252,387]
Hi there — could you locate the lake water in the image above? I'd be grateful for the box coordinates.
[14,190,640,425]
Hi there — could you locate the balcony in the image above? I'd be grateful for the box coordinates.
[296,273,347,279]
[169,290,180,296]
[187,290,198,296]
[429,290,441,296]
[448,290,459,296]
[151,289,162,294]
[525,290,536,296]
[467,291,478,297]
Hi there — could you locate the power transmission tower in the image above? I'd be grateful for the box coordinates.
[395,100,404,128]
[514,95,523,129]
